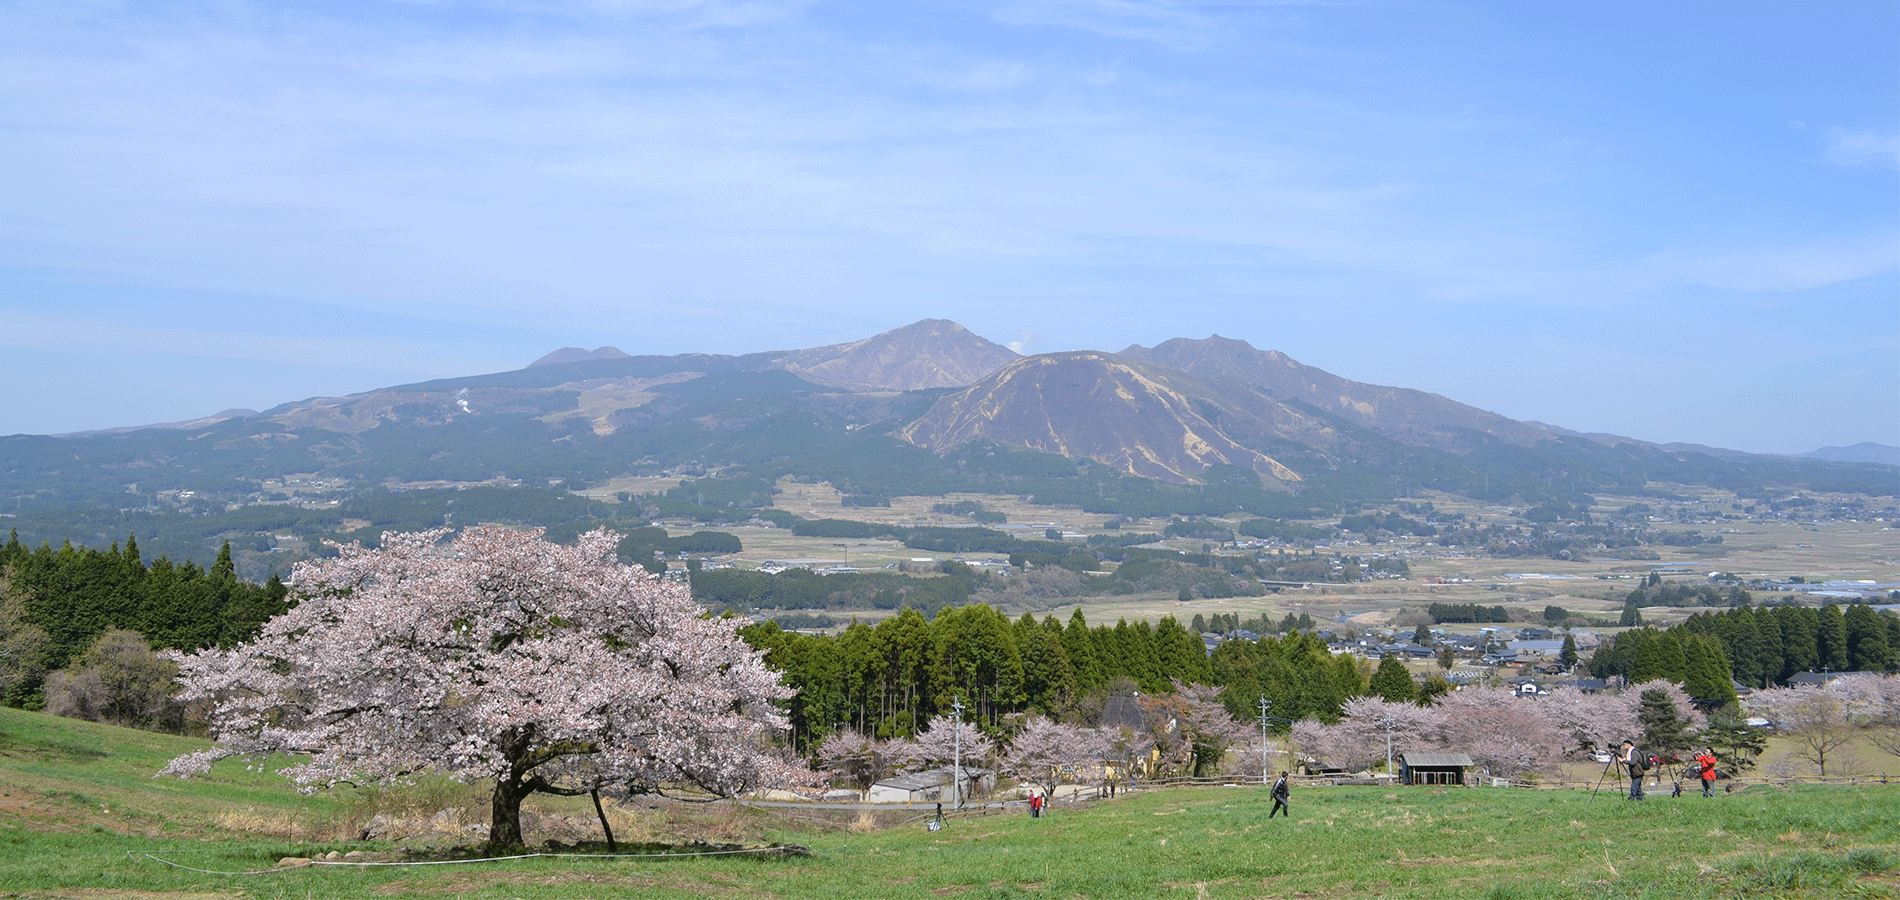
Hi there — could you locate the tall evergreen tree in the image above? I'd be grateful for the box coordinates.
[1679,633,1737,706]
[1815,604,1850,672]
[876,607,935,735]
[211,541,236,582]
[1747,606,1782,688]
[1129,619,1166,692]
[1624,629,1686,685]
[1367,655,1416,703]
[1637,688,1692,761]
[1774,605,1817,682]
[1153,615,1211,685]
[929,603,1024,726]
[1843,603,1893,672]
[1062,609,1104,692]
[1018,625,1076,713]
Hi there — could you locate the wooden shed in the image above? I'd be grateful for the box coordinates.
[1398,752,1473,786]
[865,766,995,804]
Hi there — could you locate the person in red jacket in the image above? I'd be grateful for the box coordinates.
[1695,748,1719,798]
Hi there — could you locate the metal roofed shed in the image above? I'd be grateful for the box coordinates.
[865,766,995,804]
[1399,752,1473,786]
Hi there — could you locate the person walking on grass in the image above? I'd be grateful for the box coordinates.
[1269,772,1290,819]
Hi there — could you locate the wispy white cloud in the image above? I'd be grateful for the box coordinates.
[1823,128,1900,170]
[0,309,497,376]
[1645,231,1900,294]
[984,0,1333,49]
[988,0,1223,48]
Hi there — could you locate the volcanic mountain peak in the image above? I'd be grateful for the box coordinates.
[1123,335,1552,451]
[900,350,1305,485]
[528,346,632,367]
[774,318,1018,392]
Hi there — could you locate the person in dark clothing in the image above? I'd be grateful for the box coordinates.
[1268,772,1290,819]
[1620,739,1646,801]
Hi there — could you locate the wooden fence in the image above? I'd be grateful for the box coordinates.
[1129,772,1899,792]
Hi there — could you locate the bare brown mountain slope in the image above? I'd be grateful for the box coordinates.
[774,318,1018,391]
[1120,335,1554,452]
[899,351,1322,485]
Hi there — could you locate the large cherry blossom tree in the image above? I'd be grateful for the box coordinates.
[161,527,801,850]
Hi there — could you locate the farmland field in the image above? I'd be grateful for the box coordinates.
[666,481,1899,631]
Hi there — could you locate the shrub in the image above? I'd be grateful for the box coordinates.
[44,628,184,732]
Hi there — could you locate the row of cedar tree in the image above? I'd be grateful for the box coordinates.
[747,601,1900,753]
[4,531,1898,754]
[0,533,289,705]
[741,607,1365,752]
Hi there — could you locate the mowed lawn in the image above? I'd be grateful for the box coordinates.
[2,707,1896,900]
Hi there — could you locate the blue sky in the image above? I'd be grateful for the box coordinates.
[3,0,1895,455]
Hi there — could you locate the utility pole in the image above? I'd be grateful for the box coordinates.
[951,695,965,808]
[1382,716,1395,776]
[1257,697,1272,785]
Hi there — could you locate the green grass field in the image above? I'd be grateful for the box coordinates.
[3,707,1897,899]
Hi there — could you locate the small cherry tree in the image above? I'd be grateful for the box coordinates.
[816,727,907,792]
[1139,681,1251,777]
[162,527,801,850]
[1002,716,1107,799]
[896,713,996,802]
[1835,674,1900,760]
[1747,684,1856,777]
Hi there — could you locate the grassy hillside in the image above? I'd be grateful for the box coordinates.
[2,706,1896,899]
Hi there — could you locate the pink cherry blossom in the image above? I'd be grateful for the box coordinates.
[1002,716,1109,798]
[161,526,806,849]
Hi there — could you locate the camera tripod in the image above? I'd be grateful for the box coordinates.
[1653,758,1687,798]
[1590,754,1623,799]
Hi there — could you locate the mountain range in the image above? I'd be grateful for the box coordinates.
[59,320,1594,468]
[152,317,1878,486]
[4,318,1893,569]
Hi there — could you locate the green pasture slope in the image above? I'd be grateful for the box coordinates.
[1,707,1896,900]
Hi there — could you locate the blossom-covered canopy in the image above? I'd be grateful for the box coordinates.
[163,526,799,847]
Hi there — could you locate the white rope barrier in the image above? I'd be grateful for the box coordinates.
[134,844,807,876]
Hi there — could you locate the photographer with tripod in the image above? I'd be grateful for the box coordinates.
[1619,739,1648,801]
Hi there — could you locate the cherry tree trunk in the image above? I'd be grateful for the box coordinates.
[488,773,532,852]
